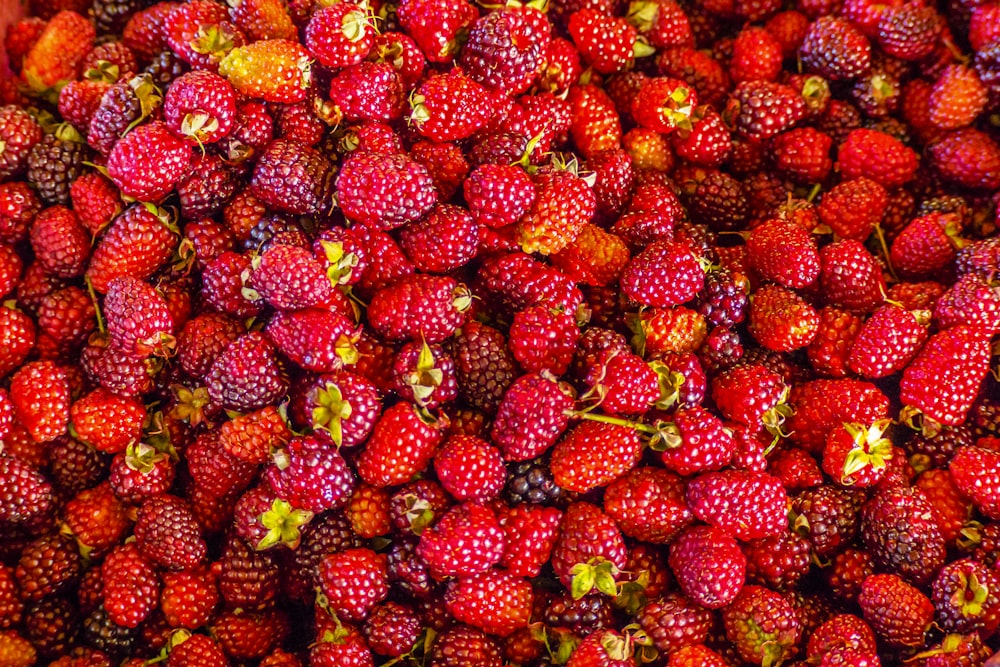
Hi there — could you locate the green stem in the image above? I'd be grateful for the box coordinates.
[566,410,658,435]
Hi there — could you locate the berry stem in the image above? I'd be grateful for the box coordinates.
[566,410,658,435]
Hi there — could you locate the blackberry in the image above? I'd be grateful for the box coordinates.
[251,139,336,216]
[686,170,749,232]
[674,219,719,264]
[87,78,146,156]
[697,269,749,327]
[931,559,1000,634]
[741,346,812,385]
[570,326,630,382]
[82,606,136,658]
[636,592,713,654]
[389,479,451,534]
[0,105,43,180]
[142,50,189,89]
[460,8,545,94]
[47,436,109,496]
[697,327,744,375]
[387,537,434,598]
[218,536,281,611]
[26,128,88,205]
[467,131,527,167]
[133,494,207,570]
[789,486,863,558]
[543,593,615,637]
[961,521,1000,568]
[362,602,422,658]
[742,532,812,591]
[817,99,863,146]
[956,236,1000,278]
[744,170,789,219]
[787,589,836,639]
[800,16,871,81]
[971,396,1000,437]
[582,285,626,329]
[1,453,55,529]
[904,423,973,471]
[863,116,911,144]
[429,626,503,667]
[732,80,807,141]
[504,457,574,507]
[244,214,308,253]
[287,511,361,598]
[24,596,79,658]
[449,321,517,415]
[176,153,239,220]
[851,70,901,119]
[918,194,973,225]
[15,534,83,601]
[877,4,942,62]
[861,485,947,587]
[975,41,1000,92]
[92,0,154,35]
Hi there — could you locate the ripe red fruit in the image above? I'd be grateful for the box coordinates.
[950,446,1000,520]
[621,240,704,306]
[631,77,697,134]
[669,525,746,609]
[418,502,505,579]
[686,469,788,541]
[569,9,644,75]
[305,3,375,68]
[444,569,533,637]
[367,274,470,343]
[107,120,192,202]
[409,69,492,142]
[550,420,643,493]
[433,435,506,502]
[356,402,447,487]
[748,283,819,351]
[848,304,927,379]
[164,70,236,145]
[318,547,388,621]
[838,128,918,189]
[22,11,96,90]
[900,325,991,426]
[858,574,934,647]
[218,39,312,104]
[491,373,573,461]
[9,360,68,443]
[336,151,437,230]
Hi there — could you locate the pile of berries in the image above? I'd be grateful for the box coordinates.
[2,0,1000,663]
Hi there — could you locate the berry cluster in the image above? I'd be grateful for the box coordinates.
[0,0,999,665]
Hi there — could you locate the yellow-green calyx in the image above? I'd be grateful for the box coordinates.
[405,341,444,406]
[341,9,371,42]
[570,559,620,600]
[256,498,314,550]
[320,240,360,286]
[312,381,352,447]
[841,419,893,481]
[660,86,694,129]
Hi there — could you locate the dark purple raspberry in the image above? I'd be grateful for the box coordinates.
[697,269,749,327]
[800,16,872,81]
[26,129,88,205]
[250,139,335,215]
